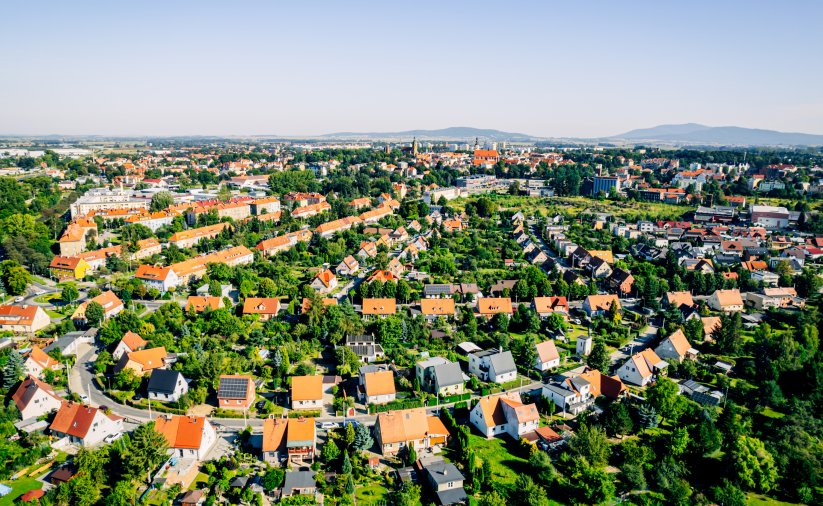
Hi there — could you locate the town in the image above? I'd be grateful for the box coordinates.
[0,138,819,506]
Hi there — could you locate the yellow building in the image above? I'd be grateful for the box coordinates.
[49,256,91,281]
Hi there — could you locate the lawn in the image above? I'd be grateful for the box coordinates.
[188,471,209,490]
[355,484,389,505]
[747,493,803,506]
[0,477,43,506]
[464,433,529,486]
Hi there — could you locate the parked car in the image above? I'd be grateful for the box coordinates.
[104,433,122,443]
[14,297,23,303]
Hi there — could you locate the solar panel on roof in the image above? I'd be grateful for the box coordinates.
[218,377,249,398]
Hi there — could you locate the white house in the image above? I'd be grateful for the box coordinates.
[616,349,668,386]
[135,265,179,293]
[654,329,698,364]
[468,349,517,384]
[469,392,539,439]
[534,340,561,371]
[50,402,123,447]
[707,289,744,312]
[291,375,324,410]
[24,347,60,379]
[148,369,189,403]
[12,376,63,420]
[335,255,360,276]
[154,415,217,461]
[360,369,397,405]
[112,331,148,361]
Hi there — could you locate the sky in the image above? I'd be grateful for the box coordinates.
[1,0,822,138]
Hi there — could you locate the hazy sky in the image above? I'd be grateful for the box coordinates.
[2,0,822,137]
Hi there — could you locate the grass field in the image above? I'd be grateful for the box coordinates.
[0,477,43,506]
[747,493,804,506]
[464,433,529,486]
[355,484,389,505]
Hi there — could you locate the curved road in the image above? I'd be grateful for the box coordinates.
[69,343,545,433]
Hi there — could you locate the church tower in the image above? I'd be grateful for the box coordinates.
[412,137,418,157]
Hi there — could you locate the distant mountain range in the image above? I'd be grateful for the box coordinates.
[606,123,823,146]
[319,126,535,141]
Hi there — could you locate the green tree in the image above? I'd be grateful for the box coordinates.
[645,377,680,421]
[2,350,24,389]
[352,422,374,451]
[122,422,169,482]
[322,438,340,463]
[0,260,30,295]
[478,490,507,506]
[84,301,105,327]
[602,402,633,437]
[149,191,175,212]
[62,283,79,305]
[393,483,421,506]
[586,339,610,373]
[262,468,285,490]
[568,422,611,468]
[729,436,778,492]
[513,474,549,506]
[712,480,746,506]
[407,443,417,465]
[637,403,660,430]
[528,449,555,486]
[345,422,355,447]
[105,480,138,506]
[341,450,352,474]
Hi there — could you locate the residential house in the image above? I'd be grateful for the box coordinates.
[532,296,568,319]
[470,391,539,439]
[468,349,517,384]
[362,298,397,319]
[50,402,123,447]
[310,269,338,294]
[343,335,385,363]
[49,256,91,281]
[43,329,96,357]
[374,407,450,456]
[702,316,722,341]
[217,375,255,410]
[168,223,231,249]
[12,376,63,420]
[112,331,147,360]
[0,305,51,334]
[582,294,621,317]
[360,370,397,405]
[663,291,695,310]
[291,375,323,410]
[262,417,288,465]
[24,347,60,379]
[423,459,468,506]
[542,376,596,415]
[148,369,189,403]
[708,289,744,312]
[335,255,360,276]
[282,471,317,498]
[115,346,167,376]
[135,265,179,293]
[285,417,316,464]
[654,329,698,363]
[415,357,465,396]
[476,298,514,319]
[534,340,560,371]
[420,299,456,321]
[587,256,613,279]
[154,415,217,460]
[185,296,225,313]
[616,349,668,386]
[71,291,124,324]
[241,297,281,321]
[606,268,635,295]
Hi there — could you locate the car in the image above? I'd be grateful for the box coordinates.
[571,318,582,325]
[132,394,142,401]
[99,405,109,412]
[79,394,89,402]
[320,422,339,429]
[104,433,122,444]
[14,297,23,303]
[256,400,266,410]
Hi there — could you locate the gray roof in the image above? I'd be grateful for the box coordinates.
[489,351,516,375]
[282,471,315,495]
[424,284,454,296]
[417,356,449,369]
[434,362,464,388]
[148,369,184,395]
[44,328,97,353]
[425,460,465,486]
